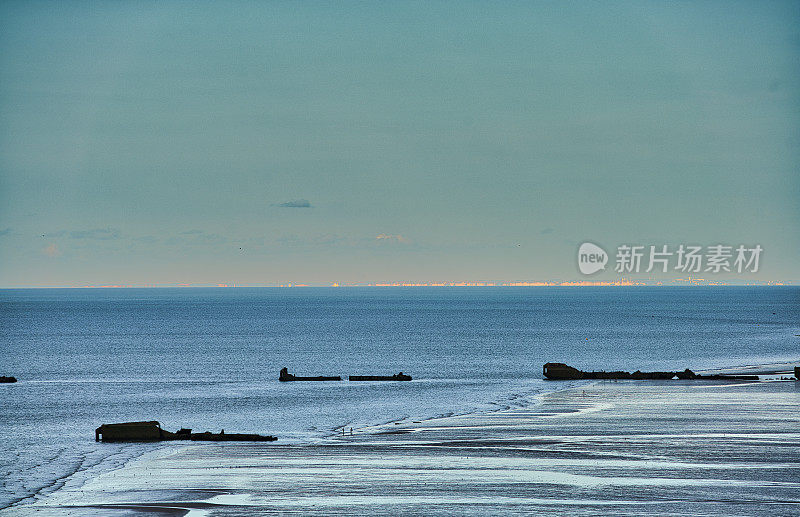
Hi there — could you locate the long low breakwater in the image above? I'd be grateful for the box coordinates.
[542,362,765,381]
[95,421,277,442]
[279,367,411,382]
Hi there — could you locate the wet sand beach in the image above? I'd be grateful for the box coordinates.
[10,379,800,516]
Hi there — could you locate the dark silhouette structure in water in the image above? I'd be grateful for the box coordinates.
[542,363,759,381]
[95,421,277,442]
[0,376,17,383]
[279,367,341,382]
[349,372,412,381]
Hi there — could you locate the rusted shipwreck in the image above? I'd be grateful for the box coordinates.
[279,367,341,382]
[95,421,277,442]
[543,363,759,381]
[349,372,412,381]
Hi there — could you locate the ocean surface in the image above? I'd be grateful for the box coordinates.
[1,286,798,511]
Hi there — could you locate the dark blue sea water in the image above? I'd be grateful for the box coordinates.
[1,287,798,510]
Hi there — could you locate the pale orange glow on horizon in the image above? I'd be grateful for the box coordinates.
[60,278,792,289]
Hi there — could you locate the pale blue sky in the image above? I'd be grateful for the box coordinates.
[1,1,798,286]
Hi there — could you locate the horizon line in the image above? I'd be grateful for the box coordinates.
[0,279,793,289]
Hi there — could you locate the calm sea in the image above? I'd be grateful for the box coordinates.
[1,286,798,510]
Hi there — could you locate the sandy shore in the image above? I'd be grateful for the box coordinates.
[7,379,800,516]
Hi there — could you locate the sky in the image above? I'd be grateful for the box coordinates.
[0,1,798,287]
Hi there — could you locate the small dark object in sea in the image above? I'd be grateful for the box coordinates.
[349,372,412,381]
[0,376,17,383]
[279,367,341,382]
[95,421,277,442]
[543,363,759,382]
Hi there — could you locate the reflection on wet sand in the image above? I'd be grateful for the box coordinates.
[19,380,800,516]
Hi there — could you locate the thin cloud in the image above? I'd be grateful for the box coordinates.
[164,231,228,246]
[69,227,120,240]
[276,199,312,208]
[376,233,411,244]
[0,228,11,237]
[540,227,554,235]
[133,235,159,244]
[277,233,345,247]
[41,227,120,239]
